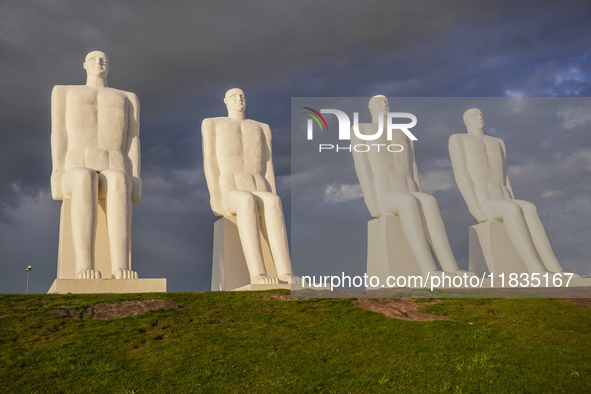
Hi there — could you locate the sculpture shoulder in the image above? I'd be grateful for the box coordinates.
[483,135,504,145]
[52,84,86,91]
[104,87,139,104]
[248,119,271,136]
[357,122,377,133]
[52,85,68,94]
[201,116,229,130]
[51,84,84,97]
[202,116,229,124]
[356,122,374,131]
[247,119,268,127]
[449,133,468,144]
[121,90,139,104]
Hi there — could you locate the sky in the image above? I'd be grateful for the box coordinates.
[1,0,590,293]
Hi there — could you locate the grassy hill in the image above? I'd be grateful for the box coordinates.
[1,291,590,393]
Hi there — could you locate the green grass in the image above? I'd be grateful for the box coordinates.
[1,292,590,393]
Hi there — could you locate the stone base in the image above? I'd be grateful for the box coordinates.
[469,221,527,276]
[366,215,423,282]
[57,198,133,279]
[47,278,166,294]
[232,283,330,291]
[231,283,292,291]
[211,216,281,291]
[568,277,591,287]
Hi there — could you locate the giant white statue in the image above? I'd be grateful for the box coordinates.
[352,95,470,284]
[449,108,569,276]
[202,88,299,290]
[50,51,141,283]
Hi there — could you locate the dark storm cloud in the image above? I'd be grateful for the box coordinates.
[1,1,591,292]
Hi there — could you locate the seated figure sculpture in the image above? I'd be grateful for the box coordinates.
[449,108,569,275]
[352,95,470,280]
[202,88,299,288]
[51,51,140,280]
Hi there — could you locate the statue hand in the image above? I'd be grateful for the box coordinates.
[131,177,142,203]
[50,171,64,200]
[471,208,488,223]
[211,198,225,217]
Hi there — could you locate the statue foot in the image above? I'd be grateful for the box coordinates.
[251,274,278,285]
[555,271,581,279]
[114,269,138,279]
[448,269,476,277]
[278,273,301,284]
[76,269,102,279]
[423,270,447,279]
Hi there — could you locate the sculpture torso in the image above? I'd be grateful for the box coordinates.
[210,117,271,194]
[357,123,419,194]
[60,85,131,174]
[457,134,512,201]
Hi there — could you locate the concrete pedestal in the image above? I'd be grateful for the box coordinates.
[570,277,591,287]
[212,216,287,291]
[56,198,132,279]
[366,215,423,289]
[48,278,166,294]
[469,221,528,276]
[231,283,292,291]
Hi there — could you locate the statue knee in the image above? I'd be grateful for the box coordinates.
[503,202,523,217]
[71,168,97,189]
[418,193,437,207]
[104,170,131,192]
[399,193,420,210]
[263,194,283,214]
[520,201,537,215]
[237,193,257,213]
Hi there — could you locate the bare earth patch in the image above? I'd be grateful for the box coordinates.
[565,298,591,308]
[51,300,178,320]
[353,298,451,321]
[258,294,306,301]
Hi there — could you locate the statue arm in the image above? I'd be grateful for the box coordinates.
[500,139,515,199]
[410,139,422,192]
[351,130,380,217]
[126,93,142,203]
[50,86,67,201]
[201,118,224,216]
[449,135,487,222]
[262,123,277,194]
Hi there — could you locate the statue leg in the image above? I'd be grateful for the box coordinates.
[99,170,136,279]
[253,192,300,284]
[222,191,277,285]
[377,192,440,275]
[481,199,547,273]
[63,168,101,279]
[513,200,564,272]
[411,192,469,276]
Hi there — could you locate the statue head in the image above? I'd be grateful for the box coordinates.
[83,51,109,79]
[224,88,246,113]
[368,95,389,118]
[463,108,484,132]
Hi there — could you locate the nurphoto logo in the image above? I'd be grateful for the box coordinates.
[302,107,418,153]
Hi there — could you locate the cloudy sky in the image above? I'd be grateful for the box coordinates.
[1,1,590,293]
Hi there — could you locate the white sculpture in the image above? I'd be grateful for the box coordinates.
[352,95,469,280]
[202,88,299,288]
[449,108,568,275]
[51,51,140,280]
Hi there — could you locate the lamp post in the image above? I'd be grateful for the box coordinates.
[25,266,32,294]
